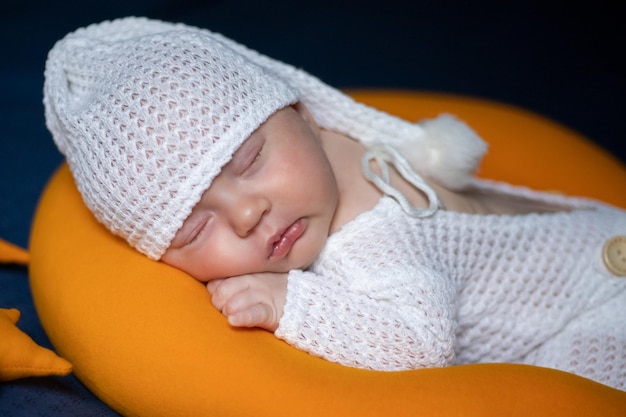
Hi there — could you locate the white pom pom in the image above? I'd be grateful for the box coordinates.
[397,114,487,190]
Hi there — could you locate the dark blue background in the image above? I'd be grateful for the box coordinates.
[0,1,623,415]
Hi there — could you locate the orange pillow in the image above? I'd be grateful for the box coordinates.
[0,239,72,382]
[29,92,626,416]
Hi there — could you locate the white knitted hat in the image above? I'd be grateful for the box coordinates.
[44,18,298,259]
[44,17,486,260]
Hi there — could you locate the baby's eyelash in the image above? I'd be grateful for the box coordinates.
[243,147,263,173]
[231,137,264,175]
[187,230,201,245]
[186,220,207,246]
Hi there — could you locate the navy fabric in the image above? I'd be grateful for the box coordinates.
[0,1,623,415]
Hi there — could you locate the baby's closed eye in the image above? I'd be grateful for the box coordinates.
[230,135,265,176]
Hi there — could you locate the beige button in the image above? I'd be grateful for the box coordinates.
[602,236,626,276]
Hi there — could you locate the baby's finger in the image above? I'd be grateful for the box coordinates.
[228,303,277,331]
[209,276,252,312]
[206,279,224,295]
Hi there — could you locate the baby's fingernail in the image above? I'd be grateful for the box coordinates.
[228,315,241,326]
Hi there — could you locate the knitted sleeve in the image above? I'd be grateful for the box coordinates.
[275,267,457,371]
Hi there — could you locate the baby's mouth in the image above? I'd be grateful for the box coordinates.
[268,218,306,261]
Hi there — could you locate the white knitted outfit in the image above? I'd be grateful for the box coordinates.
[45,18,626,391]
[276,181,626,391]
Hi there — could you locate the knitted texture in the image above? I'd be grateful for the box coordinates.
[201,24,487,190]
[44,17,487,258]
[276,180,626,390]
[43,18,298,259]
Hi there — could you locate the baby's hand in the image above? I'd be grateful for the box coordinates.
[206,273,288,332]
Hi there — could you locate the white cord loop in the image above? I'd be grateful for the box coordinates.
[361,144,441,217]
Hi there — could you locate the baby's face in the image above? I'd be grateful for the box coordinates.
[161,104,339,282]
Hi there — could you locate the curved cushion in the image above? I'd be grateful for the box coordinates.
[30,91,626,416]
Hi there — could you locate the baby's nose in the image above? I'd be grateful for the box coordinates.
[230,194,270,238]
